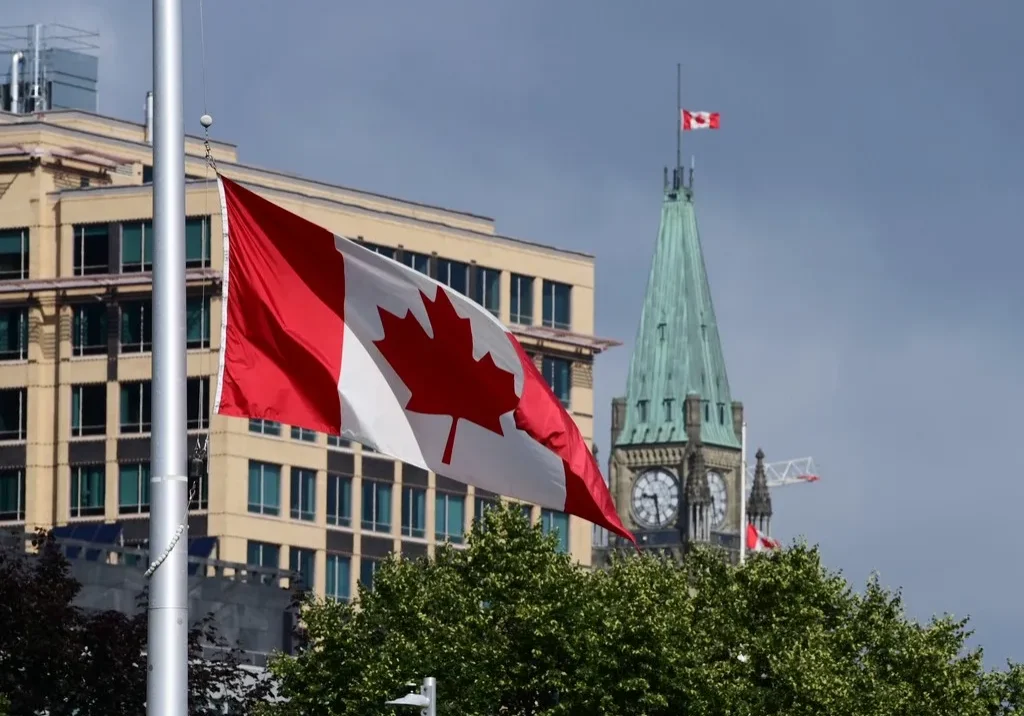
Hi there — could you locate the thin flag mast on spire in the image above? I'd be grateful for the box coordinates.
[676,62,682,175]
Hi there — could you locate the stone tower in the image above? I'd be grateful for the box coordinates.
[607,166,743,554]
[746,448,773,536]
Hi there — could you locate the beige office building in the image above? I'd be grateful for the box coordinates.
[0,109,618,598]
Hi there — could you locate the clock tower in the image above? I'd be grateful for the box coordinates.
[604,165,743,558]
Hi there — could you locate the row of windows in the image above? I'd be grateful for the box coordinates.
[0,297,211,362]
[246,541,354,598]
[0,355,570,444]
[0,226,574,331]
[0,220,212,282]
[0,380,208,442]
[634,397,731,426]
[246,459,570,551]
[360,240,572,330]
[0,465,208,522]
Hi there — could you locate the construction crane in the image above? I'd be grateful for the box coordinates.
[746,456,820,490]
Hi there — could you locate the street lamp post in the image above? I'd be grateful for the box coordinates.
[385,676,437,716]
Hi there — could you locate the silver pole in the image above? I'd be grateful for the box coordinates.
[149,0,188,714]
[423,677,437,716]
[738,421,747,565]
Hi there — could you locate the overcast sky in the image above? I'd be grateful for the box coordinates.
[10,0,1023,665]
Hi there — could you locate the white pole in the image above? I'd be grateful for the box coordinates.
[423,676,437,716]
[149,0,188,714]
[738,421,747,565]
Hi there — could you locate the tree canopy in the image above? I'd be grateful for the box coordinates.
[0,530,268,716]
[264,505,1022,716]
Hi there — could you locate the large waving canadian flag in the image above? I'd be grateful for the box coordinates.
[214,176,634,543]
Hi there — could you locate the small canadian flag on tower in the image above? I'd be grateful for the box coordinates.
[681,110,720,131]
[746,523,780,552]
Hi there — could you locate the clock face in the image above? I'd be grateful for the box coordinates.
[707,470,727,527]
[631,468,680,529]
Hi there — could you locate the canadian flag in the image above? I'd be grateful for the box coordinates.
[214,177,635,544]
[746,523,780,552]
[681,110,720,131]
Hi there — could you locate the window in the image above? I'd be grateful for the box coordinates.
[637,399,649,423]
[435,492,465,544]
[0,387,27,440]
[541,509,570,553]
[327,474,352,527]
[289,547,315,591]
[436,258,469,295]
[119,381,151,434]
[186,378,209,430]
[541,356,571,408]
[0,227,29,280]
[703,400,710,423]
[246,540,279,585]
[0,306,28,361]
[70,465,105,518]
[72,304,107,357]
[401,485,426,538]
[120,299,152,353]
[71,384,106,437]
[325,553,351,601]
[290,468,316,521]
[186,295,210,349]
[361,480,392,533]
[73,224,108,276]
[718,403,726,425]
[362,241,396,260]
[473,496,498,528]
[290,426,316,442]
[509,274,534,325]
[657,322,667,342]
[247,460,281,516]
[185,216,212,269]
[142,165,153,183]
[327,434,351,449]
[402,250,430,275]
[121,221,153,273]
[663,398,674,423]
[520,504,533,523]
[541,280,571,330]
[189,463,208,510]
[0,468,25,521]
[119,462,150,514]
[359,556,381,590]
[249,419,281,436]
[473,266,501,316]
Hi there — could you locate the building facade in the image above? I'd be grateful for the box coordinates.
[600,166,759,562]
[0,108,618,600]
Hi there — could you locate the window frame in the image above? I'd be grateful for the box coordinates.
[247,460,281,516]
[0,305,29,361]
[289,467,316,522]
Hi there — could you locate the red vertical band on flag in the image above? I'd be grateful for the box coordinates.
[509,339,635,545]
[217,177,346,434]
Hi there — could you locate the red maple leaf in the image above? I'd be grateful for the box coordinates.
[373,286,520,465]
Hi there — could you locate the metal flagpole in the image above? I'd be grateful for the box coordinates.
[149,0,189,714]
[738,421,747,564]
[676,63,682,173]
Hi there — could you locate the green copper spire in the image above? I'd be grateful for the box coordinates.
[615,181,739,449]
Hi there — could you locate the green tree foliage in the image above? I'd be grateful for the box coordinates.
[265,504,1021,716]
[0,530,269,715]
